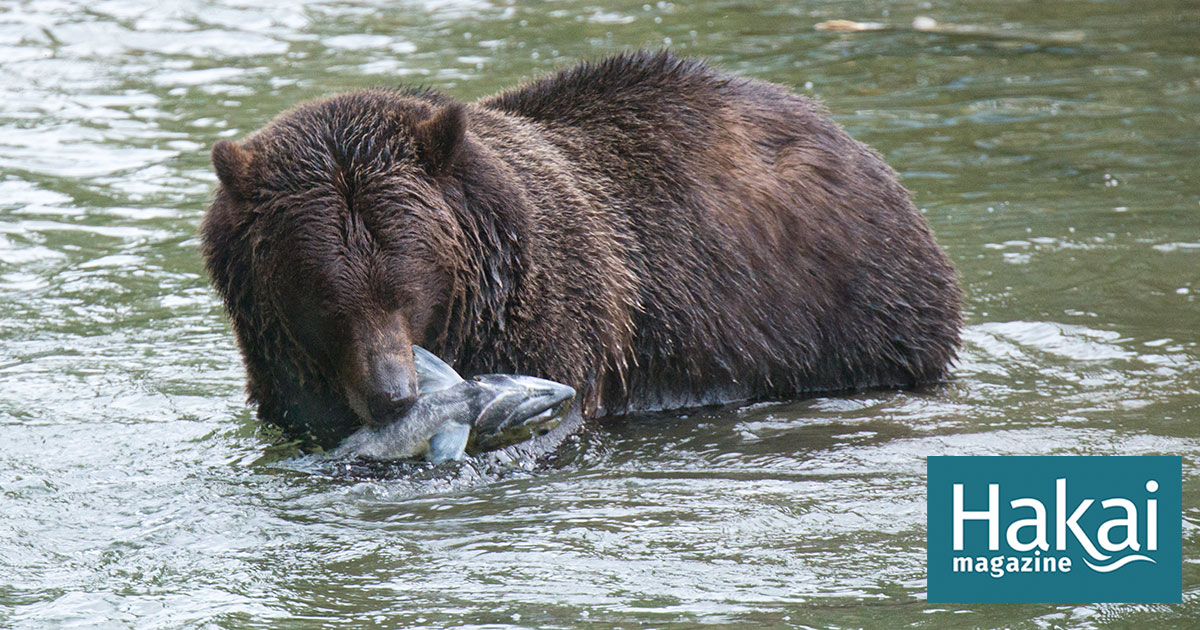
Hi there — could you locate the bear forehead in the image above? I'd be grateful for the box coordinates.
[246,89,443,184]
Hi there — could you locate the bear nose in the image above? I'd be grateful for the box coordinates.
[364,354,419,424]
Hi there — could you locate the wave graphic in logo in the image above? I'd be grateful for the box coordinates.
[1083,555,1155,573]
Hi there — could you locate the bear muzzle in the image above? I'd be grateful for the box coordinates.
[360,351,420,425]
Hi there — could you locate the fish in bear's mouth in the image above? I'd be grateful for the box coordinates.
[330,346,576,464]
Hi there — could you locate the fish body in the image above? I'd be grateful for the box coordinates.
[331,347,575,463]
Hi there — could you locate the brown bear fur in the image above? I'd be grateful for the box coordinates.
[202,51,962,448]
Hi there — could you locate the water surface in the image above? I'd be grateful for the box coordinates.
[1,0,1197,627]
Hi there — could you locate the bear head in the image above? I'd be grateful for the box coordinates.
[201,90,481,447]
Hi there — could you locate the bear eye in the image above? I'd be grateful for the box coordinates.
[284,292,328,340]
[377,280,412,313]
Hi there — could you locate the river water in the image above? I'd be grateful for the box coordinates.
[1,0,1197,627]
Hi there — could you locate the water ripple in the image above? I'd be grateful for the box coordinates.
[0,0,1197,628]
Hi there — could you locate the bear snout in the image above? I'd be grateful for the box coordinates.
[362,353,420,425]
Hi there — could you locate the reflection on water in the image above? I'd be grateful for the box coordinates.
[0,0,1197,627]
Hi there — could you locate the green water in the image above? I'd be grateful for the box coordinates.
[1,0,1197,627]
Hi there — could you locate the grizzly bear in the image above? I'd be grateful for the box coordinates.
[202,51,961,450]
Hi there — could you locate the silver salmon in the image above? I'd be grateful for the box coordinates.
[331,346,575,463]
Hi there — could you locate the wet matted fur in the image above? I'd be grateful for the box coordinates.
[202,51,962,448]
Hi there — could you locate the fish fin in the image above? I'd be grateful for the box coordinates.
[426,422,471,464]
[414,345,464,393]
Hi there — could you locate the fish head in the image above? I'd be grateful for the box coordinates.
[466,374,576,454]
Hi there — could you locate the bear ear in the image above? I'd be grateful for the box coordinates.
[212,140,258,199]
[412,103,467,176]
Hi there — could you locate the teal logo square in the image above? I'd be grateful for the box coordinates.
[927,456,1181,603]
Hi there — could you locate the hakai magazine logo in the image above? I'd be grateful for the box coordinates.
[927,456,1181,603]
